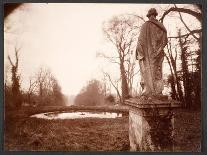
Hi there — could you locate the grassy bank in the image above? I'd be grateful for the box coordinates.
[5,117,129,151]
[173,109,201,152]
[4,106,201,151]
[4,106,129,151]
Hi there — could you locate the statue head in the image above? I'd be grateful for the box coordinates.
[146,8,158,18]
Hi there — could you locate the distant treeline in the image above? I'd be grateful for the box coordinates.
[5,62,66,109]
[74,79,116,106]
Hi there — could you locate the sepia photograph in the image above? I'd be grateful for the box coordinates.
[4,3,202,152]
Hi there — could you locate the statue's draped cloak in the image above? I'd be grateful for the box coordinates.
[136,18,168,96]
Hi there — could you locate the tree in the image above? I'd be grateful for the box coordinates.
[101,14,143,102]
[178,29,192,108]
[75,80,104,106]
[160,5,202,24]
[35,67,50,105]
[161,4,201,109]
[105,94,115,104]
[102,71,122,103]
[165,40,184,102]
[51,78,65,106]
[7,46,22,108]
[26,76,37,106]
[34,66,65,106]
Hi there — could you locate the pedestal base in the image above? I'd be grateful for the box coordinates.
[125,97,180,152]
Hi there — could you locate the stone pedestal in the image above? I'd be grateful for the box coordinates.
[125,97,180,152]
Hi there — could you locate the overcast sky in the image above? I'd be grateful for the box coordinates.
[4,3,200,96]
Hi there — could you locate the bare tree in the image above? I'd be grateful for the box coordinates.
[160,4,202,45]
[164,39,184,101]
[102,14,143,102]
[7,46,22,108]
[35,67,53,105]
[102,71,122,103]
[125,51,140,95]
[27,76,37,105]
[160,5,202,23]
[160,4,201,109]
[51,77,65,106]
[34,67,65,106]
[101,74,112,97]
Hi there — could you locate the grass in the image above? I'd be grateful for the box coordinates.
[4,106,129,151]
[173,109,201,152]
[4,106,201,151]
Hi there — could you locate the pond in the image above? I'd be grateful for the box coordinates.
[31,111,123,120]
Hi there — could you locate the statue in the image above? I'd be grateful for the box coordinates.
[126,9,180,151]
[136,8,168,97]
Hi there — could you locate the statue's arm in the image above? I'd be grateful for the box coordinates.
[136,23,147,60]
[154,31,168,58]
[136,42,144,60]
[163,32,168,47]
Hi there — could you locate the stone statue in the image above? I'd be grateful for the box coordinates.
[136,8,168,97]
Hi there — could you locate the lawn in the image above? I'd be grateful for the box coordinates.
[4,106,129,151]
[4,106,201,151]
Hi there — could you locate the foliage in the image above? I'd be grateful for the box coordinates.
[102,14,142,102]
[4,84,13,109]
[101,5,201,109]
[30,67,66,106]
[7,47,22,109]
[105,94,115,103]
[5,66,66,108]
[74,80,105,106]
[162,5,201,110]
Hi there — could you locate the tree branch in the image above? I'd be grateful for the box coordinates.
[174,4,199,41]
[97,52,120,65]
[102,71,122,102]
[126,14,146,22]
[8,55,14,67]
[168,29,201,38]
[160,7,202,23]
[15,47,20,69]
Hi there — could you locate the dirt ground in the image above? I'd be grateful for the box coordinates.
[4,107,201,151]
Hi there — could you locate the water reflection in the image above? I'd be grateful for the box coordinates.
[31,111,122,120]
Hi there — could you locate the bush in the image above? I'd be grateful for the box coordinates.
[105,94,115,103]
[74,80,104,106]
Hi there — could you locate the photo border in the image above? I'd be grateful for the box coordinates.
[0,0,206,154]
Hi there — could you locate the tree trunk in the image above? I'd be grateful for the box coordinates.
[170,54,184,103]
[120,58,129,102]
[179,33,192,109]
[165,54,179,100]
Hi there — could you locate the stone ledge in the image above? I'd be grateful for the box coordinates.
[127,97,180,151]
[125,97,181,109]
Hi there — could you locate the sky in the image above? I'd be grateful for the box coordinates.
[4,3,200,96]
